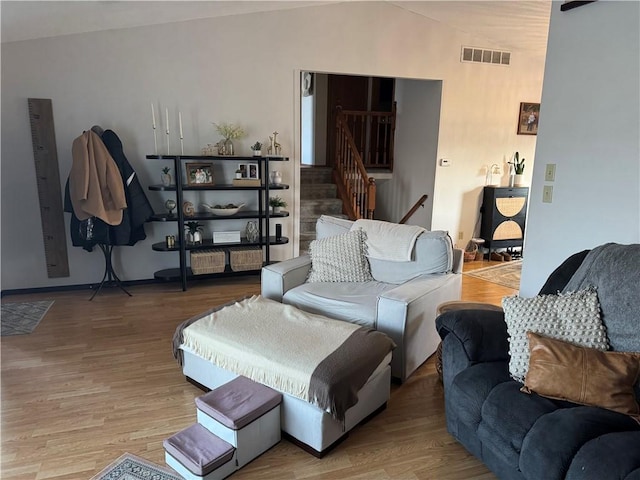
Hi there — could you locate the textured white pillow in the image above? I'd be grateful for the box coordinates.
[502,287,609,383]
[307,229,373,283]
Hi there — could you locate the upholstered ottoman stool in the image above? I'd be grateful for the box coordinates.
[195,375,282,468]
[164,423,237,480]
[435,301,504,382]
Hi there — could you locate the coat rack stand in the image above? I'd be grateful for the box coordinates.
[89,243,132,301]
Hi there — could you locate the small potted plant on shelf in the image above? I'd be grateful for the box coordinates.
[161,166,172,186]
[269,196,287,214]
[508,152,526,187]
[235,168,243,179]
[250,141,262,157]
[185,221,204,245]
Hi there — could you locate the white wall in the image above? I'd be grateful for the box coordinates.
[1,1,544,290]
[520,1,640,296]
[377,78,441,228]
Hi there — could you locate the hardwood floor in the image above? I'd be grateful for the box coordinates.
[1,259,516,479]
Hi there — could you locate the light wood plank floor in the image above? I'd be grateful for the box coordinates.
[1,259,516,479]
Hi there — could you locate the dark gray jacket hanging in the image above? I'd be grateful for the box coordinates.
[101,129,154,245]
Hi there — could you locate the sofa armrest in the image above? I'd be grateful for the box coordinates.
[436,309,510,389]
[436,309,509,364]
[261,255,311,302]
[452,248,464,274]
[377,272,462,381]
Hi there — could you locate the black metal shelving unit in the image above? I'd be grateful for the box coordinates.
[146,154,289,290]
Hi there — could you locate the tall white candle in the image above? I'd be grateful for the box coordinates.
[151,103,156,129]
[179,112,184,139]
[165,108,169,134]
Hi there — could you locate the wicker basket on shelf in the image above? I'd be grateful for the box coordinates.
[190,249,226,275]
[229,247,263,272]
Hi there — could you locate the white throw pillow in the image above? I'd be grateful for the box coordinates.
[307,229,373,283]
[502,287,609,383]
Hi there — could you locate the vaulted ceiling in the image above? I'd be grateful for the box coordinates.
[1,1,551,59]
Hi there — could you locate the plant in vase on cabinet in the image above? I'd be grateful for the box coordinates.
[161,166,172,186]
[250,141,262,157]
[509,152,526,187]
[185,221,204,245]
[213,122,245,156]
[269,196,287,214]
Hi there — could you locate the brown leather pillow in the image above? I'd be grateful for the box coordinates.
[522,331,640,418]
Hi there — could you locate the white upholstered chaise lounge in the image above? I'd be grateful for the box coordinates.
[262,215,463,382]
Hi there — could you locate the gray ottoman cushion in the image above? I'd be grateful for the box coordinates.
[196,375,282,430]
[163,423,235,476]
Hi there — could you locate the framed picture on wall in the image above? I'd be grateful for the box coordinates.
[517,102,540,135]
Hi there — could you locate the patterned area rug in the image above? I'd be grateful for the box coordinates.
[91,453,182,480]
[1,300,54,336]
[464,260,522,290]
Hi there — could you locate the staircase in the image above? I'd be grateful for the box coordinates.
[299,166,346,253]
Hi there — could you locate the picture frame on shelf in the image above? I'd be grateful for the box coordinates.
[185,162,214,185]
[248,163,259,179]
[237,163,248,178]
[517,102,540,135]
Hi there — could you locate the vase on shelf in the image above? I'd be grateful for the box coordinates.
[245,221,259,243]
[270,171,282,185]
[514,174,525,187]
[272,206,281,214]
[224,139,234,156]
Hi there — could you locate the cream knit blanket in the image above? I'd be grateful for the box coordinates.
[182,296,360,398]
[178,295,395,421]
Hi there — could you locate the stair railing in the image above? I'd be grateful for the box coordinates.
[399,194,428,224]
[334,107,376,220]
[338,102,396,170]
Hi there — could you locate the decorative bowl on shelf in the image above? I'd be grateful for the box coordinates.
[200,203,245,216]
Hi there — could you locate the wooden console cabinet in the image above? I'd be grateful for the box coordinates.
[480,186,529,254]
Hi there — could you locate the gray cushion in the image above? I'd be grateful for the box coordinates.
[314,215,454,284]
[316,215,352,239]
[307,229,373,283]
[283,280,395,327]
[368,230,453,283]
[502,288,609,383]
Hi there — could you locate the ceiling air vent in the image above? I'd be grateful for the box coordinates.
[461,46,510,66]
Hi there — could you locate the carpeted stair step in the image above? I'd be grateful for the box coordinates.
[300,167,333,184]
[300,183,337,199]
[300,198,343,216]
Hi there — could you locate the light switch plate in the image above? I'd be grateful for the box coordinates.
[543,185,553,203]
[440,158,451,167]
[545,163,556,182]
